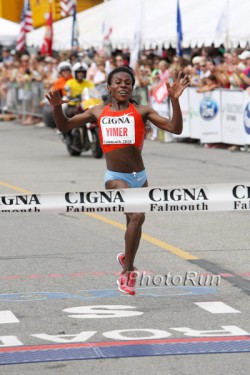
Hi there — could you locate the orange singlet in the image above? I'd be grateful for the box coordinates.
[98,102,145,154]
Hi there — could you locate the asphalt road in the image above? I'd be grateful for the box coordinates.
[0,121,250,374]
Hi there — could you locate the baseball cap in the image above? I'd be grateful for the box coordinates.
[238,51,250,60]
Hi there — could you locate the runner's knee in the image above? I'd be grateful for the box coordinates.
[127,213,145,227]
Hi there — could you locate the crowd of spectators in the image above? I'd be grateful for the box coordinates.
[0,45,250,146]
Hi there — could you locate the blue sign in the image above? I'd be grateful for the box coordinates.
[243,102,250,134]
[200,98,218,120]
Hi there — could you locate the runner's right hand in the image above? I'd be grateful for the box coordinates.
[45,90,69,107]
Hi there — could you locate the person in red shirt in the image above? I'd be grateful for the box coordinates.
[46,66,189,295]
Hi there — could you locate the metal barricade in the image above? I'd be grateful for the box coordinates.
[0,81,45,122]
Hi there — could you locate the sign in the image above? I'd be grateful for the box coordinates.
[189,89,221,143]
[243,91,250,145]
[221,90,245,145]
[1,183,250,214]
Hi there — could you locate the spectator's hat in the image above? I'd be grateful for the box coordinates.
[192,56,202,65]
[238,51,250,60]
[44,56,53,63]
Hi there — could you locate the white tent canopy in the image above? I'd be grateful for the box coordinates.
[0,18,20,46]
[27,0,250,50]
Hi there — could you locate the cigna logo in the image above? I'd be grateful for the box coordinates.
[199,98,218,120]
[243,102,250,134]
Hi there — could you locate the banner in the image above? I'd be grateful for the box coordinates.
[243,90,250,145]
[188,88,202,140]
[1,183,250,214]
[189,88,221,143]
[221,90,245,145]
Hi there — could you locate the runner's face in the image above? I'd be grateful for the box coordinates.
[108,72,133,102]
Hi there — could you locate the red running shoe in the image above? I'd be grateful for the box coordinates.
[117,253,125,268]
[117,269,138,295]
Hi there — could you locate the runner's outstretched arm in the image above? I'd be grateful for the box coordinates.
[45,90,97,132]
[142,71,189,135]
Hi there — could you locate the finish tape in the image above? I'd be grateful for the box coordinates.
[0,182,250,214]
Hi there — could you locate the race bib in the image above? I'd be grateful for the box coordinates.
[100,115,135,145]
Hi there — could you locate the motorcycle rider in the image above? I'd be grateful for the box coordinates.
[42,61,73,128]
[51,61,73,97]
[64,62,94,117]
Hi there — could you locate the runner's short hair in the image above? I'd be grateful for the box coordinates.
[107,67,135,86]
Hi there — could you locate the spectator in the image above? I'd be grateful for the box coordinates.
[237,50,250,88]
[114,54,124,68]
[199,60,211,79]
[197,74,220,92]
[158,60,169,82]
[0,47,14,64]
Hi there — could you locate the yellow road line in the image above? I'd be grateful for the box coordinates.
[84,212,198,260]
[0,181,32,194]
[0,181,198,260]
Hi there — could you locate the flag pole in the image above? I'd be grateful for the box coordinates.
[225,0,230,50]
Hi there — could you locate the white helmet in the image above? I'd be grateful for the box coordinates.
[72,62,88,77]
[58,61,72,73]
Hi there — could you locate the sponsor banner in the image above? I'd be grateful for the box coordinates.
[199,90,221,144]
[221,90,245,145]
[189,89,222,143]
[0,183,250,214]
[188,88,202,140]
[173,88,190,138]
[243,91,250,145]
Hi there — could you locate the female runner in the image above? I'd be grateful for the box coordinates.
[46,66,189,295]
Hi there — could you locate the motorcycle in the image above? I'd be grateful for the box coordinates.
[61,88,103,159]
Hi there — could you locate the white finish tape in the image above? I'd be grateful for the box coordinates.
[1,182,250,214]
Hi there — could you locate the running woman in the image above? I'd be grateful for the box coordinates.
[46,66,189,295]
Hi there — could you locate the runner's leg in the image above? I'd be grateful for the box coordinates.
[106,179,147,272]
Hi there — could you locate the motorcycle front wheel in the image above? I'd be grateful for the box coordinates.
[91,127,103,159]
[67,145,82,156]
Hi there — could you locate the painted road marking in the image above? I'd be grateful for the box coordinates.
[195,302,241,314]
[0,336,250,364]
[0,311,19,324]
[0,286,217,302]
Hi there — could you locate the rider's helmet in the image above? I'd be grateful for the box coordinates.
[58,61,72,73]
[72,62,88,79]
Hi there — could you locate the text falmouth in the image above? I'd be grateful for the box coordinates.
[65,188,209,212]
[0,185,250,212]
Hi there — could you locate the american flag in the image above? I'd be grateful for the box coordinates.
[16,0,33,51]
[60,0,75,17]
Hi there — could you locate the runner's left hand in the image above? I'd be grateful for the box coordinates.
[166,71,189,100]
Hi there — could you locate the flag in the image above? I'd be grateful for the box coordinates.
[129,0,142,70]
[40,4,53,56]
[16,0,33,51]
[176,0,183,57]
[60,0,75,17]
[216,0,229,48]
[71,3,79,47]
[153,81,169,104]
